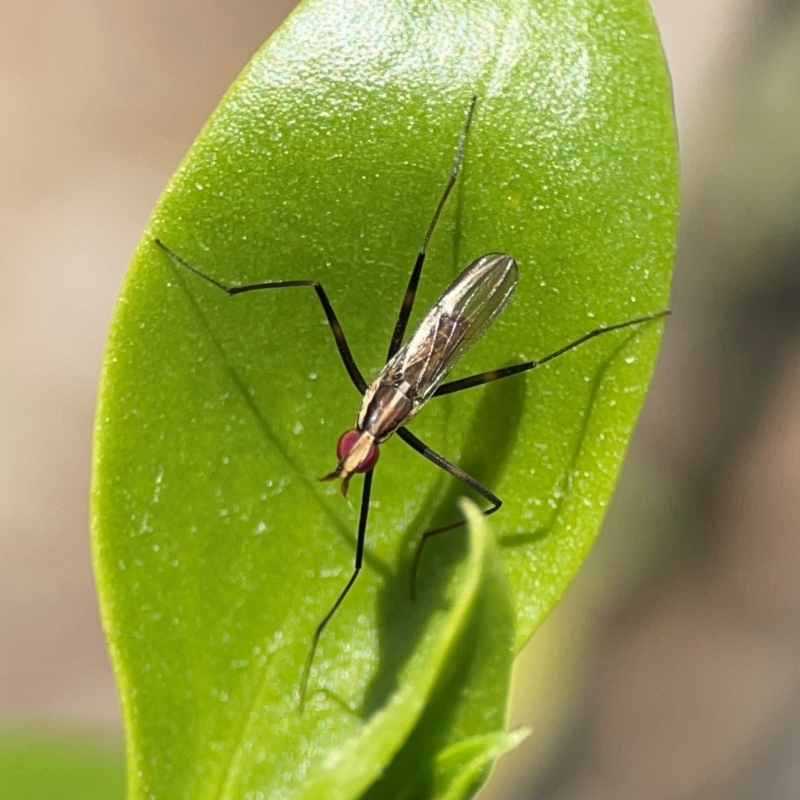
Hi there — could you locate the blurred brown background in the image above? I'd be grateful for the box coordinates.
[3,0,798,797]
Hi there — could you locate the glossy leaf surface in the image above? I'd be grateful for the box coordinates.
[92,0,677,796]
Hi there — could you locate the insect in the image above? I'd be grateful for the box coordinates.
[155,96,667,709]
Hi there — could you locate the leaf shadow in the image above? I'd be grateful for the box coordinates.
[361,328,642,718]
[497,333,635,550]
[362,370,527,716]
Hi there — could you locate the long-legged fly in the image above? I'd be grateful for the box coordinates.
[155,95,668,709]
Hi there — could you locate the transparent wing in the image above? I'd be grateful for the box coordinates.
[380,253,517,408]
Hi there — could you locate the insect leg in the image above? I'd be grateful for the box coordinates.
[155,238,368,395]
[396,427,501,599]
[433,310,670,397]
[298,468,374,710]
[386,95,478,360]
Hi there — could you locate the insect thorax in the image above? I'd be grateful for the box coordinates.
[357,380,415,442]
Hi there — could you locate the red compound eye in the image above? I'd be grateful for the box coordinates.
[336,429,360,460]
[336,429,380,472]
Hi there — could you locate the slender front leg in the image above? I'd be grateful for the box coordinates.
[155,238,368,395]
[386,96,478,359]
[434,310,670,397]
[298,468,375,710]
[396,427,501,599]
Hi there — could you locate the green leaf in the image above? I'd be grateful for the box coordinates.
[91,0,676,797]
[0,728,125,800]
[294,499,514,800]
[431,729,530,800]
[361,501,518,800]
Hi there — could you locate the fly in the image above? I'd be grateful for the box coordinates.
[154,95,668,709]
[322,251,517,494]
